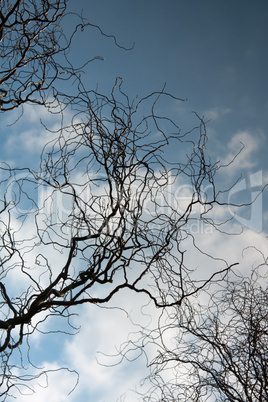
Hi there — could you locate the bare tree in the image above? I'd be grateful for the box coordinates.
[0,0,128,111]
[0,0,242,399]
[0,76,239,397]
[142,253,268,401]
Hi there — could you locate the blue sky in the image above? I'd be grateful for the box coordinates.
[4,0,268,179]
[2,1,268,401]
[69,0,268,129]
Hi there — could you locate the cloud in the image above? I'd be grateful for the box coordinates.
[60,292,155,401]
[202,106,231,121]
[7,214,268,401]
[1,103,73,161]
[11,363,78,402]
[5,127,50,154]
[11,296,151,401]
[2,107,267,401]
[220,130,264,172]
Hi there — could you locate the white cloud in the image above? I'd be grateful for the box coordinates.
[11,363,78,402]
[220,130,264,172]
[6,214,268,401]
[2,103,74,159]
[202,106,231,121]
[5,127,51,154]
[2,104,267,401]
[10,296,152,401]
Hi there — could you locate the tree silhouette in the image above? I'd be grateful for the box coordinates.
[142,253,268,401]
[0,0,128,111]
[0,0,244,399]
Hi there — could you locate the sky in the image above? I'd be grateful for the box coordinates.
[1,0,268,401]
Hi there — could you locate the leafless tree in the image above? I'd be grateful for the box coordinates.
[0,0,242,399]
[0,0,129,111]
[0,76,239,397]
[142,253,268,401]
